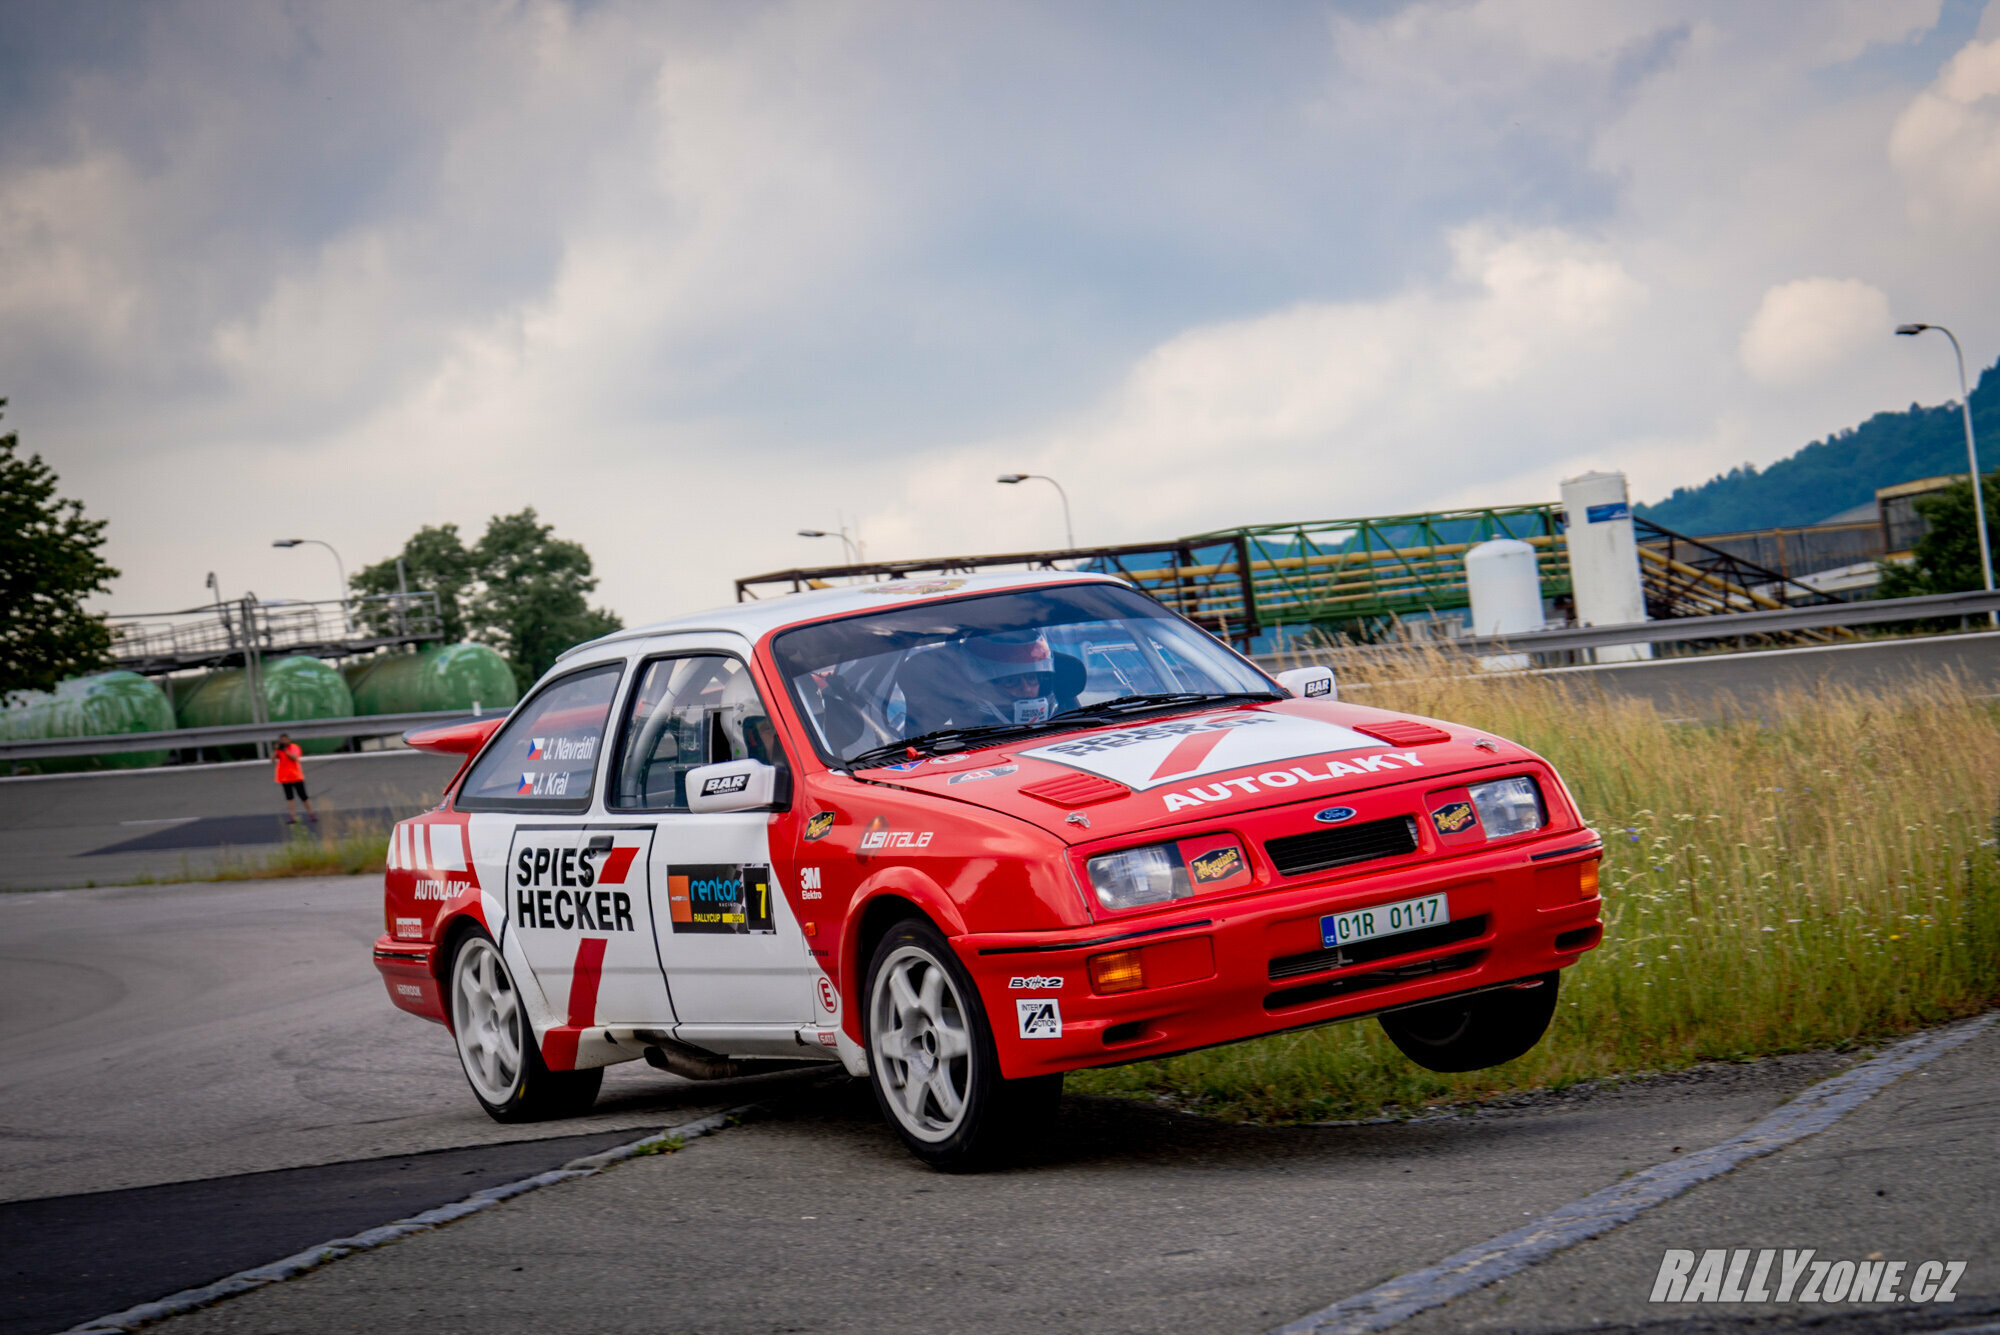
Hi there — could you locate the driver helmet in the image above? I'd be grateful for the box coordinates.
[963,630,1056,724]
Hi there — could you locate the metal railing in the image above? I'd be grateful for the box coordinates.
[104,591,444,674]
[0,707,497,763]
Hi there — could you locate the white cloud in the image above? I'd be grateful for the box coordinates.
[4,0,1998,631]
[1738,278,1892,386]
[1891,35,2000,227]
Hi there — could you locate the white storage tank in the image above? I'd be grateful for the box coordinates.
[1465,538,1542,671]
[1560,469,1653,663]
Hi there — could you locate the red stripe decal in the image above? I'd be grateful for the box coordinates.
[597,846,638,885]
[543,936,609,1071]
[566,937,608,1028]
[1150,728,1232,781]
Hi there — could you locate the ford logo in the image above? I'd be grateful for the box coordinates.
[1314,806,1357,824]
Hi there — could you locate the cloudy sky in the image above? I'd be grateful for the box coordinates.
[6,0,2000,625]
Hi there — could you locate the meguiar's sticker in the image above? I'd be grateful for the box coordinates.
[1431,801,1477,835]
[804,811,836,840]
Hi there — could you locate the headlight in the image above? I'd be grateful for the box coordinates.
[1468,776,1546,839]
[1086,842,1190,911]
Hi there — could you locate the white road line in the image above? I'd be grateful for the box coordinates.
[1272,1011,1997,1335]
[62,1102,769,1335]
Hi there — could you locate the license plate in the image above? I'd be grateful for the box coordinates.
[1321,893,1448,950]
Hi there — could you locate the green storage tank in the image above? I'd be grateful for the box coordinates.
[0,671,178,773]
[345,644,519,717]
[175,655,355,756]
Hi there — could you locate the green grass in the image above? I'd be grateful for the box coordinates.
[1069,659,2000,1123]
[204,815,398,880]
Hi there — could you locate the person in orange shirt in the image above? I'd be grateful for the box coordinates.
[273,733,316,825]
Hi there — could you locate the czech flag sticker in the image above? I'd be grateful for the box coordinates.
[517,772,536,795]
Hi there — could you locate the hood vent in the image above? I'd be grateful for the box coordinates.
[1020,772,1131,807]
[1353,720,1451,746]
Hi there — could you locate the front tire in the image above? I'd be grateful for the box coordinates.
[449,930,602,1122]
[865,917,1058,1171]
[1379,973,1560,1073]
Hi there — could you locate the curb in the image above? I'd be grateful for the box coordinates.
[62,1102,767,1334]
[1272,1010,1998,1335]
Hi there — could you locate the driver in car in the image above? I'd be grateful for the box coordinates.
[962,629,1059,726]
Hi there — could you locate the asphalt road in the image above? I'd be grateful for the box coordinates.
[7,878,1992,1335]
[1533,628,2000,717]
[140,1032,1997,1335]
[0,751,460,890]
[0,874,791,1204]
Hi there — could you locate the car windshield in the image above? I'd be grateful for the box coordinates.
[770,582,1276,766]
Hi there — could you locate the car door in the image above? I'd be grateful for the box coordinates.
[454,660,677,1039]
[606,648,814,1041]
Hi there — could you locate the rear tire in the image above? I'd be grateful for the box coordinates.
[865,917,1058,1171]
[1379,973,1560,1073]
[449,930,602,1122]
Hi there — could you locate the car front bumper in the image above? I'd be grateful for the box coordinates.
[958,833,1604,1079]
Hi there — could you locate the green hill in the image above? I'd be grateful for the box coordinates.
[1636,357,2000,535]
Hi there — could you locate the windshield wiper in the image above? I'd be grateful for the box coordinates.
[847,724,1035,770]
[1048,690,1282,723]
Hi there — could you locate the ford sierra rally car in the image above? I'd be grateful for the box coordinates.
[374,572,1604,1169]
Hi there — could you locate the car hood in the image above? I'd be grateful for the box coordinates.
[849,698,1528,841]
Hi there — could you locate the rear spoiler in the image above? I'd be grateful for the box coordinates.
[404,716,506,756]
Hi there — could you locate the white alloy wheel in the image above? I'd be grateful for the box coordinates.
[869,942,976,1143]
[452,935,526,1107]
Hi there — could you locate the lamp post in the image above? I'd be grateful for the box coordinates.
[1895,323,1995,626]
[996,473,1075,549]
[273,538,349,626]
[797,528,861,564]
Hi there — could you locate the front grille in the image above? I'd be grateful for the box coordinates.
[1265,815,1420,877]
[1268,914,1489,981]
[1264,949,1486,1011]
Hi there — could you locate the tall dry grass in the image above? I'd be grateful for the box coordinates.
[1070,648,2000,1122]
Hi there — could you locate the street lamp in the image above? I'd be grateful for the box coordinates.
[797,528,861,564]
[996,473,1075,549]
[273,538,349,624]
[1895,323,1995,625]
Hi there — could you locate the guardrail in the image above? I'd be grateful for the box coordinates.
[0,708,501,762]
[1457,589,2000,656]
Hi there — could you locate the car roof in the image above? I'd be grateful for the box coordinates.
[556,569,1129,663]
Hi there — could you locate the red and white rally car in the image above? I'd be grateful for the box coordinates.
[375,572,1603,1168]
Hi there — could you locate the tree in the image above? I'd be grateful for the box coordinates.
[353,507,622,692]
[0,401,119,697]
[1877,474,2000,599]
[470,508,623,691]
[351,523,478,642]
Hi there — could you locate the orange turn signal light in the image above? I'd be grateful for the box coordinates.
[1579,860,1600,900]
[1088,949,1146,995]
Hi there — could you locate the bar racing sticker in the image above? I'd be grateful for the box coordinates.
[665,864,776,934]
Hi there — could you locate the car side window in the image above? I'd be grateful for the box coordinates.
[456,663,622,813]
[611,654,786,811]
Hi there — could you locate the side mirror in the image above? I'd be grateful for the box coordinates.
[687,759,780,813]
[1275,666,1338,701]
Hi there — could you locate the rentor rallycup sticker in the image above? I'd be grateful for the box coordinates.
[1018,710,1386,792]
[666,864,776,934]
